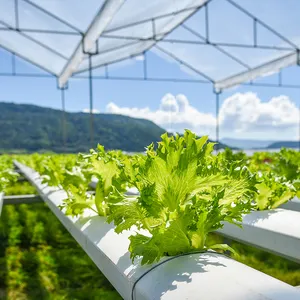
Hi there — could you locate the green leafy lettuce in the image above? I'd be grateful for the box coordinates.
[107,130,257,265]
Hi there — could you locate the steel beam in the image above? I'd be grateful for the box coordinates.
[88,55,94,147]
[58,0,125,88]
[3,194,42,205]
[215,52,299,92]
[215,91,220,146]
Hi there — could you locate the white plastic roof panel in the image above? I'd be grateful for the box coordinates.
[0,26,66,74]
[24,32,81,58]
[233,0,300,48]
[29,0,106,32]
[0,0,15,27]
[18,0,80,33]
[104,0,206,32]
[156,42,247,81]
[0,0,300,90]
[75,0,208,74]
[218,47,293,68]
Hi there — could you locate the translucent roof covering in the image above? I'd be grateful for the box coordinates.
[0,0,299,90]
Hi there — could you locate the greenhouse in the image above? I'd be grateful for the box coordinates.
[0,0,300,299]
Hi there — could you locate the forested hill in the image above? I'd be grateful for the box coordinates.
[267,141,299,149]
[0,102,166,153]
[0,102,228,153]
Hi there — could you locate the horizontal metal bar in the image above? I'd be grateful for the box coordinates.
[74,74,211,84]
[217,208,300,263]
[0,44,57,76]
[101,33,295,51]
[0,70,299,89]
[208,41,294,51]
[3,194,42,205]
[0,72,54,78]
[14,160,300,300]
[242,81,300,89]
[0,27,81,35]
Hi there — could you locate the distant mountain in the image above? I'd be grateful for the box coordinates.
[222,138,279,149]
[221,137,299,150]
[267,141,299,149]
[0,102,230,153]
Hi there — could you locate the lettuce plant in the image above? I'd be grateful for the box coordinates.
[108,130,257,264]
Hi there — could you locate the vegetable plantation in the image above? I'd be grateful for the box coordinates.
[0,130,299,299]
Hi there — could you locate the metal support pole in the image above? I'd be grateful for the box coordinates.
[61,88,66,151]
[205,3,209,42]
[14,0,19,29]
[298,91,300,152]
[88,54,94,147]
[215,91,221,148]
[143,51,147,80]
[297,55,300,152]
[12,53,16,75]
[253,19,257,47]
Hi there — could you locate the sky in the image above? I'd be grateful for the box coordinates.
[0,0,299,142]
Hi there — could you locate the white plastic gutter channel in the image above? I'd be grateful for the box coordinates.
[0,192,4,216]
[281,197,300,212]
[14,161,300,300]
[216,207,300,263]
[91,177,300,262]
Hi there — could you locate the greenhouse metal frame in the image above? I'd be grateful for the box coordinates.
[0,0,299,148]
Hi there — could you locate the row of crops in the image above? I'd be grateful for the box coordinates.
[0,130,300,299]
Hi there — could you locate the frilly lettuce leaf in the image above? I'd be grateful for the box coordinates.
[108,130,257,265]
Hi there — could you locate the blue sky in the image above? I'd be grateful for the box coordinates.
[0,0,299,141]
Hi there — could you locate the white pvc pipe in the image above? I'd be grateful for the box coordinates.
[0,192,4,216]
[14,161,300,300]
[217,208,300,263]
[281,197,300,212]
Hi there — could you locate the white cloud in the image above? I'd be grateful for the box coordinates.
[107,93,216,137]
[105,92,299,140]
[82,108,100,114]
[219,92,299,132]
